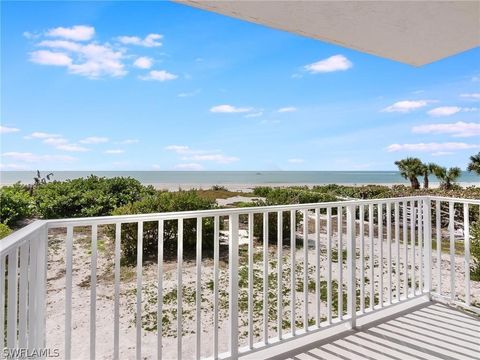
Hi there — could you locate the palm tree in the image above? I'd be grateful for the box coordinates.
[421,162,440,189]
[394,157,424,189]
[467,152,480,175]
[432,166,462,190]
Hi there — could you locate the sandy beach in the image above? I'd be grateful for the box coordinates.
[146,182,479,192]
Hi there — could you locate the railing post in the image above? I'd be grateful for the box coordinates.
[346,204,356,329]
[423,198,432,298]
[229,214,239,358]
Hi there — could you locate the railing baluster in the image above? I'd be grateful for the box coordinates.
[65,226,74,360]
[136,222,143,360]
[28,237,38,350]
[229,214,239,358]
[410,203,416,296]
[337,206,343,320]
[114,223,121,360]
[326,208,332,323]
[378,203,383,308]
[464,203,470,306]
[386,202,392,305]
[0,256,4,356]
[315,208,321,327]
[157,220,164,360]
[359,205,365,313]
[177,219,183,359]
[394,202,400,301]
[248,213,254,349]
[346,204,356,329]
[418,201,423,293]
[402,201,408,299]
[6,249,17,349]
[18,243,29,349]
[436,200,441,295]
[369,204,374,310]
[36,225,48,349]
[449,202,455,301]
[303,209,309,331]
[213,216,219,359]
[195,217,202,360]
[423,199,432,295]
[91,224,98,360]
[277,211,283,339]
[290,210,296,335]
[263,212,269,343]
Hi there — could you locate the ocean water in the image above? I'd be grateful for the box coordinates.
[1,171,479,186]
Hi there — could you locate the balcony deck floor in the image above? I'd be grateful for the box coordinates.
[255,302,480,360]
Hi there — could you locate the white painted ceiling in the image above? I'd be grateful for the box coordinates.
[175,0,480,66]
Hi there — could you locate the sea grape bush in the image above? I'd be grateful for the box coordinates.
[33,175,155,219]
[0,183,34,226]
[112,190,216,265]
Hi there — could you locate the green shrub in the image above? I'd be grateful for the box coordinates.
[250,188,338,243]
[470,221,480,281]
[112,190,217,265]
[0,223,12,239]
[0,183,34,226]
[33,176,155,219]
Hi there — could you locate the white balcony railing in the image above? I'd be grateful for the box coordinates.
[0,196,479,359]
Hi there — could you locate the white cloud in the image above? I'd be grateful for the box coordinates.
[210,105,253,113]
[245,111,263,118]
[427,106,461,117]
[33,39,126,78]
[55,143,89,152]
[46,25,95,41]
[37,40,82,52]
[304,55,352,74]
[278,107,297,113]
[412,122,480,138]
[152,164,161,170]
[30,50,72,66]
[460,93,480,100]
[133,56,153,69]
[117,34,163,47]
[386,142,480,152]
[165,145,192,154]
[183,154,239,164]
[43,138,68,146]
[0,126,20,134]
[166,145,238,164]
[288,158,305,164]
[174,163,203,171]
[25,132,62,139]
[1,152,76,162]
[382,100,432,113]
[105,149,125,154]
[139,70,177,81]
[79,136,109,144]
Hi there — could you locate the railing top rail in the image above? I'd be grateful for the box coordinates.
[427,196,480,205]
[0,220,47,255]
[45,195,428,228]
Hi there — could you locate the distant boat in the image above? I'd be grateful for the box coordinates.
[256,172,262,175]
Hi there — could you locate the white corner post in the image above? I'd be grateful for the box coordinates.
[229,214,239,358]
[346,204,356,329]
[423,198,432,299]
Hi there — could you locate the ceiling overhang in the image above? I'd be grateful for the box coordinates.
[175,0,480,66]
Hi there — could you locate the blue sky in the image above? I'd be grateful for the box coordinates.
[1,1,479,171]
